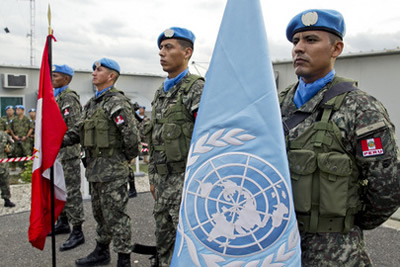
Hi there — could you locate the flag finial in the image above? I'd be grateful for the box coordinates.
[47,4,52,35]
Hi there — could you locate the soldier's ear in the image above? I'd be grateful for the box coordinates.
[184,47,193,60]
[108,71,116,82]
[332,40,344,58]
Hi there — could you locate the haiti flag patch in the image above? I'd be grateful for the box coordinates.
[361,137,384,157]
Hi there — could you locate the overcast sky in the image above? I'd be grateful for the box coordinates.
[1,0,399,76]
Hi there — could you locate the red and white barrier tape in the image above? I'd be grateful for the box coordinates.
[0,156,35,163]
[0,148,148,164]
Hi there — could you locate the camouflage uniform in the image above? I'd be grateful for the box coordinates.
[147,73,204,266]
[63,87,139,254]
[28,118,35,154]
[0,118,8,132]
[280,76,400,266]
[0,131,13,200]
[10,116,33,168]
[2,115,14,126]
[56,87,84,227]
[138,114,150,156]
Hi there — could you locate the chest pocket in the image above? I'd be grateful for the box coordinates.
[288,150,317,213]
[96,119,110,148]
[83,120,95,147]
[161,123,184,162]
[318,152,352,216]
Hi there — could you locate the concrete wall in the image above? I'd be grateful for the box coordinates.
[0,65,165,116]
[273,49,400,141]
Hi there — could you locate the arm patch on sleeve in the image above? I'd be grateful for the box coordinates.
[114,114,125,125]
[361,137,384,157]
[356,121,386,137]
[110,105,123,117]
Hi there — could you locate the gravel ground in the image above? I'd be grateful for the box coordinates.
[1,175,399,266]
[0,175,151,216]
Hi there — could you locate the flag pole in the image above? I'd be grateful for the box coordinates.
[47,5,57,267]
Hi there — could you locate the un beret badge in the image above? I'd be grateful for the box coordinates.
[164,28,174,38]
[95,61,101,68]
[301,11,318,26]
[52,65,56,71]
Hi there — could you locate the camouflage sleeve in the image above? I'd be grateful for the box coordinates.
[346,92,400,229]
[7,134,14,153]
[29,117,34,130]
[148,172,156,185]
[63,110,84,146]
[147,92,157,181]
[106,95,140,162]
[182,78,205,114]
[61,93,82,130]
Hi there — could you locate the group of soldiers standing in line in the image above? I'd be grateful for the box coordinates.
[45,26,200,267]
[1,7,400,267]
[0,104,36,208]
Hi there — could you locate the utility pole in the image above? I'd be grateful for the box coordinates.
[29,0,35,66]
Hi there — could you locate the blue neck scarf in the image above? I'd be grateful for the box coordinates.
[163,68,189,92]
[53,85,68,97]
[95,85,113,98]
[293,69,335,108]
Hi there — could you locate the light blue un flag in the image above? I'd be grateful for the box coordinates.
[171,0,301,266]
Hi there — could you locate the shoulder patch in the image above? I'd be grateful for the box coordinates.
[361,137,384,157]
[114,115,125,125]
[63,108,70,116]
[356,121,386,137]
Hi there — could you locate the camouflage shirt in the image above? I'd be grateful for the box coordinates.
[0,131,13,172]
[280,76,400,265]
[63,87,140,182]
[2,115,14,125]
[56,87,82,160]
[0,118,8,132]
[138,114,150,142]
[148,73,204,203]
[10,115,33,138]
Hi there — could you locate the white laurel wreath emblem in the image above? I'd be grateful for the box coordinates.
[177,128,300,266]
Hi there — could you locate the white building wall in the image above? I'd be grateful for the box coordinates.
[0,65,165,115]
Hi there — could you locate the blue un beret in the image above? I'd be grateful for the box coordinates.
[286,9,346,42]
[157,27,196,48]
[29,108,36,113]
[5,105,14,111]
[92,58,120,74]
[52,64,74,76]
[15,105,24,110]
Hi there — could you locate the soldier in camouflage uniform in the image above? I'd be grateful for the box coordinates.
[0,130,15,207]
[281,9,400,266]
[147,27,204,266]
[2,106,14,135]
[51,64,85,252]
[0,117,8,132]
[63,58,139,267]
[2,106,13,168]
[9,105,33,169]
[127,105,150,199]
[28,108,36,154]
[3,105,15,126]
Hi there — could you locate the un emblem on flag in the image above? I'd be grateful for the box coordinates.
[185,152,292,256]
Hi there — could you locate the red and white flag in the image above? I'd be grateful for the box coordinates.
[28,35,68,250]
[361,137,384,157]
